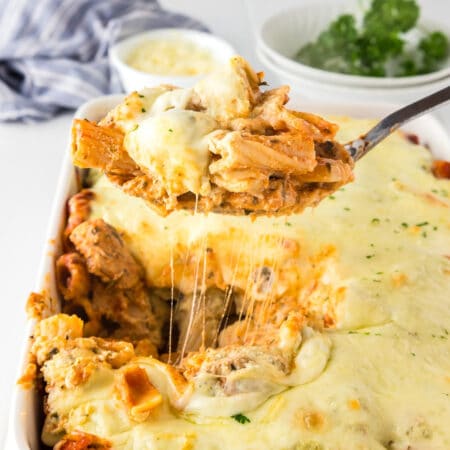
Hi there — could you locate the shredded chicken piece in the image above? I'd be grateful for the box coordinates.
[182,311,304,389]
[56,218,163,352]
[88,279,161,353]
[175,288,232,354]
[71,56,353,216]
[70,218,142,289]
[181,345,289,397]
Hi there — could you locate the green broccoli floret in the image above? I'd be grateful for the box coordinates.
[398,31,448,76]
[357,0,417,76]
[399,57,419,76]
[363,0,419,34]
[296,15,359,74]
[419,31,449,72]
[356,32,404,76]
[320,14,359,49]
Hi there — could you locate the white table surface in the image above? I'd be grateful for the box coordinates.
[1,1,449,448]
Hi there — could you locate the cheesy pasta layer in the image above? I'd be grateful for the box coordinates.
[25,118,450,450]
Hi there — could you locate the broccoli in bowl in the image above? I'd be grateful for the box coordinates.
[295,0,449,77]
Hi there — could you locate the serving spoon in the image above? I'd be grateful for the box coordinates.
[345,85,450,161]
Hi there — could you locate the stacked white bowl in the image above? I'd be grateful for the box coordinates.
[256,0,450,107]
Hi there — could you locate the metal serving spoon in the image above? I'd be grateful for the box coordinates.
[345,85,450,161]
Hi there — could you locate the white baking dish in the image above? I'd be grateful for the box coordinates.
[7,95,450,449]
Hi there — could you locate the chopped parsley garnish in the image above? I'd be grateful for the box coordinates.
[138,94,145,98]
[329,195,336,200]
[401,222,408,228]
[366,254,375,259]
[416,221,429,227]
[141,107,146,113]
[285,222,292,227]
[168,128,173,132]
[348,330,382,336]
[344,207,351,211]
[232,413,251,424]
[411,352,416,356]
[131,124,139,131]
[371,218,380,224]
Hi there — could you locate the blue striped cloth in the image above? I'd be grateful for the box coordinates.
[0,0,207,122]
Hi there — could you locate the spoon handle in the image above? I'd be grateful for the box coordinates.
[345,85,450,161]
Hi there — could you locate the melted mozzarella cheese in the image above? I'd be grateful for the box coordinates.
[118,58,258,197]
[125,110,217,196]
[64,117,450,450]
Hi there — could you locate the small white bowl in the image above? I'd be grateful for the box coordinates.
[110,28,236,92]
[257,0,450,91]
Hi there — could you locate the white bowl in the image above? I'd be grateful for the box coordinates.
[257,43,450,107]
[257,0,450,89]
[110,28,236,92]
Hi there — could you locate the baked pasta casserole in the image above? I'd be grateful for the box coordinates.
[20,58,450,450]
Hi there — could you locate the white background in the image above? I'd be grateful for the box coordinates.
[1,0,448,447]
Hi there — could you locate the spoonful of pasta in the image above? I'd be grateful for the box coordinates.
[71,57,450,217]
